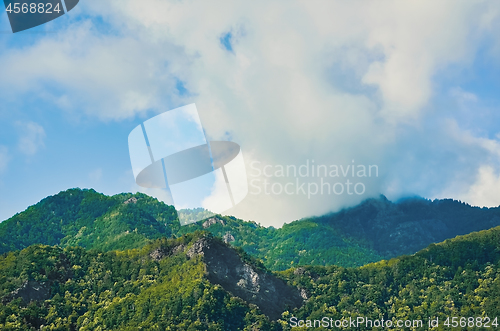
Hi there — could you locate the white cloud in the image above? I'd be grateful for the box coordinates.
[89,168,103,182]
[1,1,500,225]
[358,2,480,120]
[450,87,478,111]
[460,166,500,207]
[16,121,46,156]
[0,22,189,120]
[201,170,233,213]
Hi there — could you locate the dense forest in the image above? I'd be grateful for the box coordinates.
[2,188,500,271]
[1,189,500,329]
[280,226,500,330]
[0,224,499,330]
[0,232,282,330]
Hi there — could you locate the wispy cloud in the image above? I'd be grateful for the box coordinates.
[16,121,46,156]
[89,168,103,182]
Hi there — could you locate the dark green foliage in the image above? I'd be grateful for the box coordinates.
[2,189,500,272]
[0,189,178,255]
[1,225,500,330]
[315,195,500,257]
[0,189,118,253]
[178,216,384,270]
[278,226,500,330]
[0,234,280,330]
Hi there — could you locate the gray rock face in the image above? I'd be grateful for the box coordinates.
[293,267,306,276]
[223,232,235,243]
[150,244,186,261]
[149,247,167,261]
[202,217,225,228]
[300,288,308,300]
[186,238,209,258]
[124,197,138,204]
[235,264,260,293]
[187,236,303,320]
[3,280,51,304]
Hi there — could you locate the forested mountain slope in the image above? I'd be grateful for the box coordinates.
[1,226,499,330]
[279,225,500,330]
[0,232,295,330]
[314,195,500,256]
[2,188,500,271]
[0,189,179,254]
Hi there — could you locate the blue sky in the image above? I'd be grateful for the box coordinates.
[1,1,500,227]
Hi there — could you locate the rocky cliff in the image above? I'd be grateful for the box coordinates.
[186,236,303,320]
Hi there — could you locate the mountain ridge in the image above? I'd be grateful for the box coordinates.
[2,188,500,271]
[1,221,499,329]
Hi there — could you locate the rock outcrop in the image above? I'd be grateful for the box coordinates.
[202,217,225,228]
[223,232,235,243]
[123,197,138,204]
[150,244,185,261]
[3,280,51,304]
[187,236,303,320]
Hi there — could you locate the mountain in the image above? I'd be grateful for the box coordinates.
[0,232,298,330]
[2,189,500,271]
[0,189,179,253]
[279,225,500,330]
[313,195,500,256]
[175,194,500,269]
[1,224,499,330]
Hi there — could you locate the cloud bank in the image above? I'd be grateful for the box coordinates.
[1,0,500,226]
